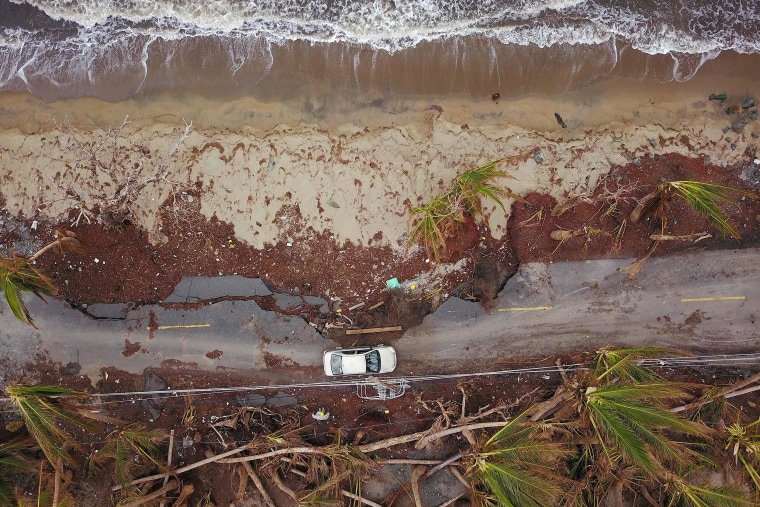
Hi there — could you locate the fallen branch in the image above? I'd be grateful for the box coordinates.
[119,480,178,507]
[672,371,760,413]
[342,489,383,507]
[235,466,248,502]
[449,466,471,490]
[216,446,322,464]
[112,442,251,491]
[437,490,470,507]
[411,466,426,507]
[271,468,299,503]
[242,461,276,507]
[529,389,573,421]
[159,429,175,507]
[174,484,194,507]
[649,232,711,242]
[421,453,462,481]
[346,326,402,335]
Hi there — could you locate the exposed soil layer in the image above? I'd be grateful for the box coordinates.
[8,151,757,322]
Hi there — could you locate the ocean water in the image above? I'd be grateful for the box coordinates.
[1,0,759,102]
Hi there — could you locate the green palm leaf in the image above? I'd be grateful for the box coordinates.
[586,395,659,475]
[670,481,754,507]
[6,384,97,470]
[668,181,756,239]
[592,346,686,383]
[0,436,37,505]
[89,424,167,488]
[0,256,58,329]
[469,411,570,507]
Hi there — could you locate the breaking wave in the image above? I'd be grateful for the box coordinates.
[1,0,759,100]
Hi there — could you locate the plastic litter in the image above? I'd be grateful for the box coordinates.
[385,277,401,289]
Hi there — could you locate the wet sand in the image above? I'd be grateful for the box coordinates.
[1,62,758,253]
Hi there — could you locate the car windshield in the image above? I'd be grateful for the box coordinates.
[330,354,342,375]
[366,350,380,373]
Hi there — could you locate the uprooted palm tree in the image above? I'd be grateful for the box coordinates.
[408,158,520,263]
[88,423,168,493]
[627,180,757,278]
[0,229,82,328]
[541,347,752,506]
[463,410,572,507]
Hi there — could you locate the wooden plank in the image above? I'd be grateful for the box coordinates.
[345,326,402,335]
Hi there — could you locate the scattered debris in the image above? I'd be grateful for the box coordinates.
[386,277,401,289]
[312,408,330,421]
[709,93,727,101]
[742,97,755,109]
[554,112,567,128]
[345,326,402,335]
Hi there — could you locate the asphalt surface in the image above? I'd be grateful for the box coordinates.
[1,247,758,385]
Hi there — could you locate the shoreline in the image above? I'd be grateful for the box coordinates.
[1,68,758,253]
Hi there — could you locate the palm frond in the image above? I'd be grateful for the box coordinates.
[586,397,659,475]
[592,346,688,383]
[669,181,757,239]
[1,256,58,328]
[90,424,167,488]
[669,480,754,507]
[6,385,96,470]
[481,462,554,507]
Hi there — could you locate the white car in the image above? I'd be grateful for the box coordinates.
[323,345,397,376]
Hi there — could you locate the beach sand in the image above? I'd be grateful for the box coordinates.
[1,63,758,257]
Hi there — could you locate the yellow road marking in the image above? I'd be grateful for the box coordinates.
[156,323,211,330]
[680,296,745,302]
[499,306,553,312]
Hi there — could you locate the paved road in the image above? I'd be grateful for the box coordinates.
[1,248,757,384]
[398,249,759,372]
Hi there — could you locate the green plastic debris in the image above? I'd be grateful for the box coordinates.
[385,277,401,289]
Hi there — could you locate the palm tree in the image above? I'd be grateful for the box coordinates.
[0,229,82,328]
[463,411,571,507]
[88,423,167,491]
[553,347,750,506]
[6,384,98,472]
[454,159,513,217]
[408,159,516,263]
[630,180,756,239]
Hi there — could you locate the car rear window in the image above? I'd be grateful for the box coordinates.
[366,350,380,373]
[330,354,342,375]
